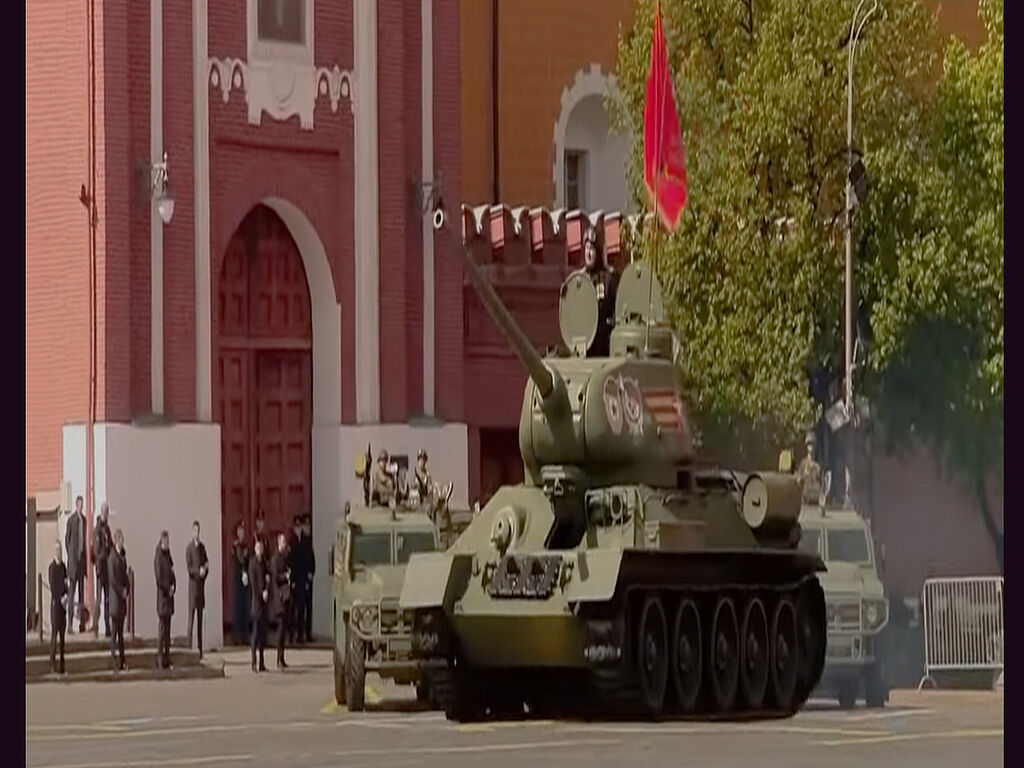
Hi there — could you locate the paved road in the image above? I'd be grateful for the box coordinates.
[26,649,1003,768]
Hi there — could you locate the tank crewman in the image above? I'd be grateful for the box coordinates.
[108,529,129,671]
[270,533,292,669]
[301,514,314,643]
[414,449,432,501]
[92,502,113,637]
[372,449,396,505]
[248,538,269,673]
[582,226,619,356]
[48,540,68,674]
[185,521,209,659]
[797,431,823,502]
[288,515,306,644]
[154,531,176,670]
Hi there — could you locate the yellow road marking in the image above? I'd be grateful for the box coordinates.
[365,683,382,704]
[331,738,620,758]
[29,755,252,768]
[26,721,323,743]
[458,720,555,733]
[320,700,342,715]
[814,728,1004,747]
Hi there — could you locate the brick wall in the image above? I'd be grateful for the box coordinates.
[26,0,92,493]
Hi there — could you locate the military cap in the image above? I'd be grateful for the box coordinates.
[418,448,428,460]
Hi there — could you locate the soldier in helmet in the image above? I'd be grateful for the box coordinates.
[372,449,396,505]
[582,226,618,356]
[797,431,823,503]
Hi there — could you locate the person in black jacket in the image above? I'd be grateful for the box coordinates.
[107,529,129,671]
[287,516,304,644]
[154,531,176,669]
[248,538,269,672]
[64,496,87,633]
[270,533,292,669]
[48,540,68,674]
[92,502,113,637]
[231,521,250,645]
[302,514,315,643]
[185,521,209,658]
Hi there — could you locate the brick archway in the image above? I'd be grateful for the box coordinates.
[217,204,313,635]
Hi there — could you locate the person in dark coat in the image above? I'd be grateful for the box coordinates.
[185,521,209,658]
[107,529,129,670]
[248,538,269,672]
[270,533,292,669]
[254,512,269,555]
[48,540,68,674]
[231,521,250,645]
[64,496,88,633]
[302,514,315,643]
[154,531,176,669]
[92,502,113,637]
[288,516,305,644]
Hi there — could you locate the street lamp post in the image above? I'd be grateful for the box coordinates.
[843,0,877,509]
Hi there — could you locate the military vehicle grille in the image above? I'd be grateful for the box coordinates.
[486,554,562,599]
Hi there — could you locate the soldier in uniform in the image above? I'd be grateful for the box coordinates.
[92,502,113,637]
[797,431,823,503]
[154,531,176,670]
[372,449,396,505]
[414,449,432,501]
[48,540,68,674]
[582,226,618,357]
[270,533,292,669]
[185,521,209,659]
[108,529,129,671]
[248,538,269,673]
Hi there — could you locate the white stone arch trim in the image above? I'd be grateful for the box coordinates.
[262,196,342,426]
[552,63,619,208]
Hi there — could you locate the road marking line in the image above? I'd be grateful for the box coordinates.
[814,728,1004,747]
[846,709,936,722]
[26,721,325,743]
[28,755,252,768]
[559,723,887,737]
[26,724,128,733]
[329,738,620,758]
[458,720,555,733]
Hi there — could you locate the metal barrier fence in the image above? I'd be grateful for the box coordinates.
[919,576,1004,689]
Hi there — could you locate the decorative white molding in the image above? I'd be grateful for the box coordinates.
[194,0,212,421]
[207,57,352,130]
[151,0,164,415]
[422,0,434,417]
[552,63,619,208]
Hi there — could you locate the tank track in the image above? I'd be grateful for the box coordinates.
[413,576,826,722]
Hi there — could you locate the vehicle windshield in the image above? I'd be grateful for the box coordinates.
[799,527,821,556]
[827,529,871,564]
[395,531,437,564]
[350,531,392,567]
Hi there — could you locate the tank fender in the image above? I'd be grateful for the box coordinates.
[562,549,624,603]
[399,552,473,610]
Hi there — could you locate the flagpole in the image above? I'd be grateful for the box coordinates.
[646,2,668,354]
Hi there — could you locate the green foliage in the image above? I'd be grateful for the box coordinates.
[609,0,941,466]
[860,0,1003,518]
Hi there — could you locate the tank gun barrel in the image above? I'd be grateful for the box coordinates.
[458,243,554,398]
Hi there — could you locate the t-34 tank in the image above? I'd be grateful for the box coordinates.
[400,214,827,721]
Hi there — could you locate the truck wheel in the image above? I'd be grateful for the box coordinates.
[865,664,888,708]
[345,621,366,711]
[333,645,347,705]
[838,680,857,709]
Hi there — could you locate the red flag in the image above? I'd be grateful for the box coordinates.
[643,2,688,231]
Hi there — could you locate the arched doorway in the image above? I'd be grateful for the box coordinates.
[217,204,313,637]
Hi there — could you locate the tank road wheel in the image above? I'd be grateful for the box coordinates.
[671,598,703,713]
[769,599,799,711]
[796,580,827,702]
[709,597,740,712]
[739,598,770,710]
[636,596,669,716]
[345,620,367,711]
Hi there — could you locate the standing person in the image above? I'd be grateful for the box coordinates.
[107,529,129,671]
[48,540,68,674]
[270,533,292,669]
[248,538,269,673]
[154,531,176,670]
[254,512,269,555]
[64,496,88,633]
[185,521,209,659]
[797,431,823,502]
[302,513,315,643]
[91,502,113,637]
[231,521,250,645]
[288,515,305,644]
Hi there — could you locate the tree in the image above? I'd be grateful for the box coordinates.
[609,0,942,469]
[860,0,1003,570]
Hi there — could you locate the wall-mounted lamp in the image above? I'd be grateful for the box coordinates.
[412,172,445,229]
[141,152,175,225]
